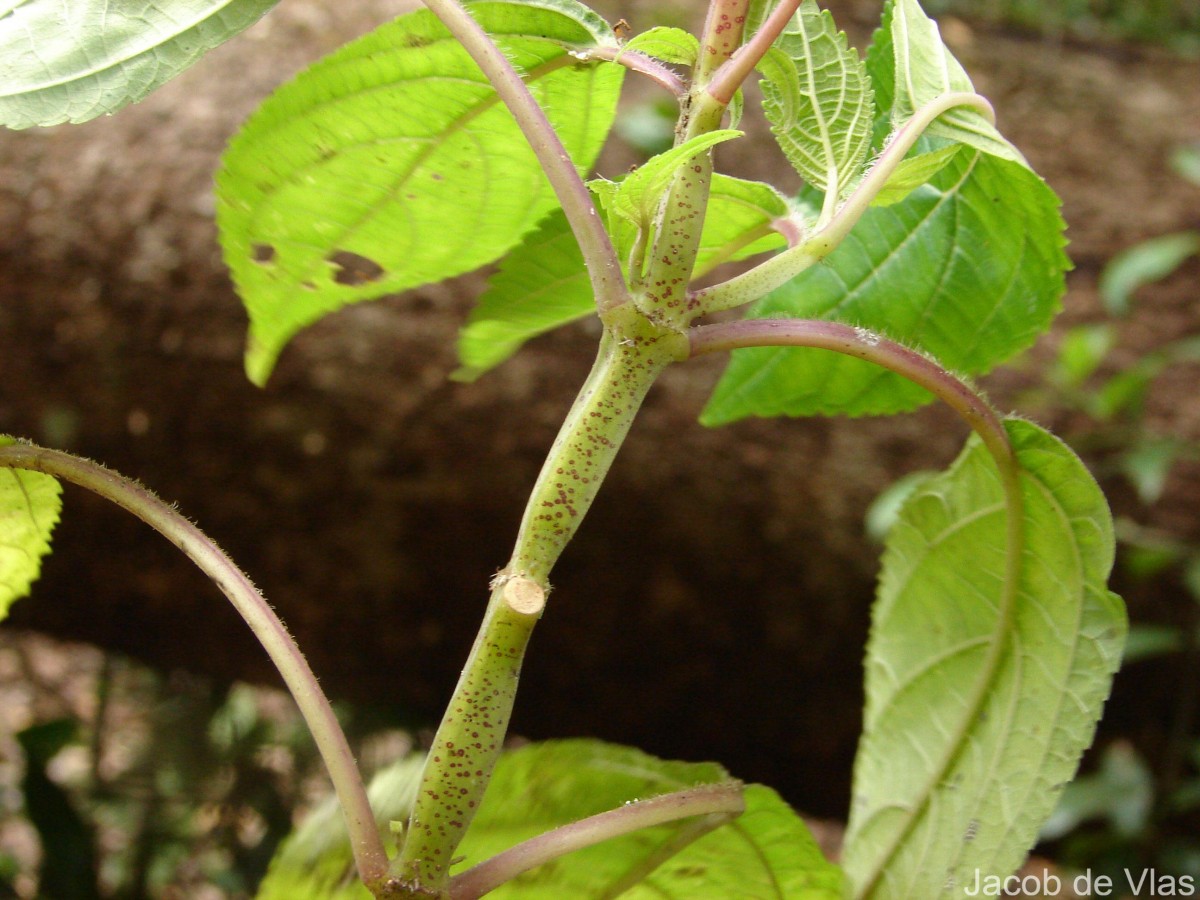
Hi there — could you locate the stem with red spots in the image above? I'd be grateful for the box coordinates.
[632,0,748,330]
[391,307,688,894]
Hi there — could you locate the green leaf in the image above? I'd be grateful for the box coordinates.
[0,0,279,129]
[455,174,787,379]
[841,419,1126,899]
[216,0,623,385]
[1099,231,1200,316]
[457,740,844,898]
[256,755,426,899]
[258,740,843,898]
[0,437,62,620]
[454,210,594,381]
[695,174,791,274]
[609,129,742,229]
[883,0,1024,165]
[754,0,873,200]
[622,26,699,67]
[869,144,960,206]
[701,150,1068,422]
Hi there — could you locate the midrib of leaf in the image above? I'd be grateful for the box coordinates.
[249,54,576,265]
[2,0,246,93]
[967,476,1087,872]
[854,463,1023,899]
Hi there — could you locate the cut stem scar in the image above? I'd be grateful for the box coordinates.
[502,576,546,616]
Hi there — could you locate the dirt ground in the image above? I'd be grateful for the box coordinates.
[1,0,1198,822]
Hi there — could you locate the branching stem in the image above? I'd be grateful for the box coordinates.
[0,443,389,891]
[706,0,801,104]
[421,0,627,314]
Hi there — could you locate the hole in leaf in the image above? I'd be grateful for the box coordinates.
[328,250,386,286]
[251,243,276,264]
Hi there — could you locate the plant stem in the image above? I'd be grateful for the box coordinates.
[688,92,994,316]
[448,782,745,899]
[705,0,801,104]
[586,46,686,96]
[421,0,627,315]
[0,443,389,890]
[392,309,688,894]
[688,318,1011,465]
[634,0,750,328]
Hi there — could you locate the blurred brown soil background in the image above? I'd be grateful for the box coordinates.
[1,0,1199,821]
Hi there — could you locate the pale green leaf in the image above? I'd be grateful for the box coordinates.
[869,144,960,206]
[216,1,622,385]
[0,437,62,620]
[610,129,742,229]
[701,150,1068,422]
[256,756,426,899]
[886,0,1024,165]
[0,0,279,129]
[454,210,593,381]
[842,419,1126,899]
[622,26,699,67]
[695,174,791,275]
[257,740,842,898]
[457,741,844,899]
[754,0,873,199]
[455,173,787,380]
[1099,231,1200,316]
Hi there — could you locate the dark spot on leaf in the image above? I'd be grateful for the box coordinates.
[300,280,316,291]
[251,243,276,264]
[672,866,708,878]
[328,250,385,286]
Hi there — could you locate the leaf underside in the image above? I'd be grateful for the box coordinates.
[754,0,874,199]
[0,0,280,129]
[0,437,62,619]
[216,0,623,385]
[841,419,1126,898]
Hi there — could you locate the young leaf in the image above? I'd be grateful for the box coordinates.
[609,130,743,230]
[454,210,594,381]
[868,144,960,206]
[622,26,700,67]
[454,741,844,898]
[216,1,623,385]
[456,174,788,380]
[753,0,874,202]
[883,0,1024,165]
[256,755,426,899]
[701,150,1067,423]
[0,0,280,129]
[841,420,1126,899]
[0,437,62,619]
[695,174,791,275]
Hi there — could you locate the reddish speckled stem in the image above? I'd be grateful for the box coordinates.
[392,309,688,894]
[634,0,749,328]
